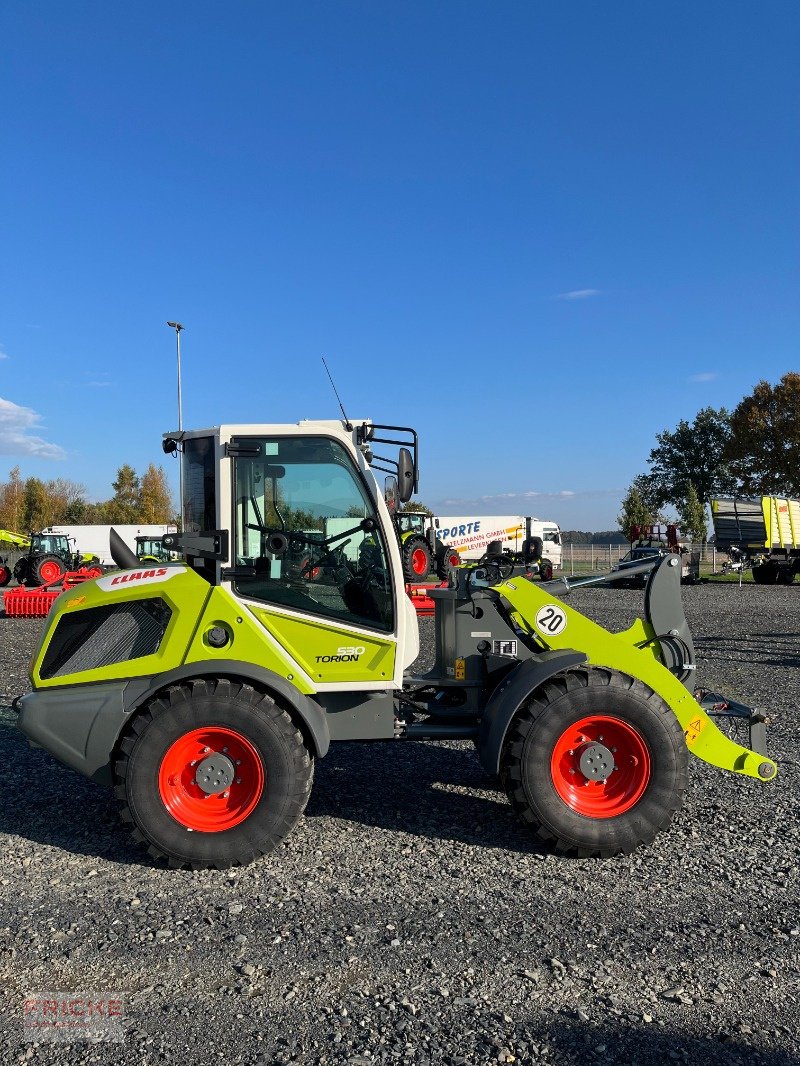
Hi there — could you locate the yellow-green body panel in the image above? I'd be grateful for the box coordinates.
[32,566,211,688]
[763,496,800,550]
[247,606,396,684]
[183,588,316,694]
[497,577,777,781]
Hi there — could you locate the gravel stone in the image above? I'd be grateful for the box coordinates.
[2,584,799,1063]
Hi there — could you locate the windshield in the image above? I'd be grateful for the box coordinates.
[232,435,394,632]
[398,513,425,534]
[32,535,68,554]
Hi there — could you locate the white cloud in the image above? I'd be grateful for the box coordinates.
[0,347,8,360]
[557,289,601,300]
[689,372,717,383]
[0,397,66,459]
[88,380,113,388]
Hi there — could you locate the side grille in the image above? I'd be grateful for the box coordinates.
[40,599,172,680]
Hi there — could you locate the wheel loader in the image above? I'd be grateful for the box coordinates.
[14,419,776,869]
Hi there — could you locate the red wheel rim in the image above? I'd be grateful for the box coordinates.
[447,553,460,569]
[39,560,63,584]
[158,726,265,832]
[411,547,428,575]
[550,714,651,818]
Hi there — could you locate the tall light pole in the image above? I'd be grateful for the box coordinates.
[166,322,184,526]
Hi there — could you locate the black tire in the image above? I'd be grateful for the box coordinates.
[500,668,688,857]
[777,568,795,586]
[402,537,432,582]
[30,554,66,587]
[436,542,461,580]
[752,563,778,585]
[523,536,543,563]
[114,679,314,869]
[13,559,28,585]
[538,559,554,581]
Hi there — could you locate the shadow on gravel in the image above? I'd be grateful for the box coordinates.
[696,633,800,669]
[307,739,545,855]
[0,706,147,866]
[1,705,532,863]
[546,1017,800,1066]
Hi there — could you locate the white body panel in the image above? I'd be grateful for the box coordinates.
[435,515,562,567]
[43,524,177,565]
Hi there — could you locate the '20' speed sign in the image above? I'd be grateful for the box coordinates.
[535,603,567,636]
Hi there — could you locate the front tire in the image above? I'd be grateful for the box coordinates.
[752,563,778,585]
[500,668,688,857]
[114,679,314,869]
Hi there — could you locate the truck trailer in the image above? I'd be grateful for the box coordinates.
[711,496,800,584]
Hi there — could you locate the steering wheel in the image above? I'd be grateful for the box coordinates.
[476,551,515,582]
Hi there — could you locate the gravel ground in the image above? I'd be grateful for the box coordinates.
[1,583,799,1064]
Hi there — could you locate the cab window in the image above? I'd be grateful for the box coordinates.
[232,436,394,632]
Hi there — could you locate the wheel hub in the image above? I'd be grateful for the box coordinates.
[578,742,615,782]
[550,714,651,818]
[194,752,236,795]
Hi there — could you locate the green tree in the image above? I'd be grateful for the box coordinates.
[107,464,141,523]
[21,478,48,531]
[678,482,707,544]
[398,501,435,516]
[618,482,654,541]
[0,466,25,531]
[645,407,735,506]
[724,373,800,496]
[139,464,174,523]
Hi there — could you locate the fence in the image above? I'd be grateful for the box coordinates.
[560,543,725,577]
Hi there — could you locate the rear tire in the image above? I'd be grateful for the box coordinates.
[402,537,432,581]
[31,554,66,587]
[114,679,314,869]
[500,668,688,857]
[436,543,461,580]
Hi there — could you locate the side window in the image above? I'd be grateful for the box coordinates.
[232,436,394,632]
[183,437,216,533]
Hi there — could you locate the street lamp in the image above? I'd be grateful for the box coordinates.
[166,322,185,525]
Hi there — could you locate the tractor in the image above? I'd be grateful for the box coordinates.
[136,536,179,566]
[395,511,460,582]
[15,418,775,869]
[13,531,103,588]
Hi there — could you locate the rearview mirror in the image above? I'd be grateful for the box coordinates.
[397,447,415,504]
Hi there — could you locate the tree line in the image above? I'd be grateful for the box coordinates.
[619,372,800,542]
[0,463,175,533]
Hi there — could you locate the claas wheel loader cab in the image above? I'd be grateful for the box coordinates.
[15,419,776,869]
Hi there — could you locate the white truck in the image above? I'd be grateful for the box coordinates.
[434,515,562,569]
[43,524,177,566]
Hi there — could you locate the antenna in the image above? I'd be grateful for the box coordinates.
[322,357,353,430]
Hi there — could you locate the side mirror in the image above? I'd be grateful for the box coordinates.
[397,447,415,504]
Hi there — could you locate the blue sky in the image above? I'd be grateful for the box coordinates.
[1,2,797,529]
